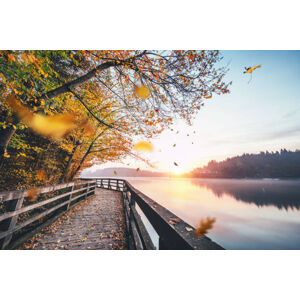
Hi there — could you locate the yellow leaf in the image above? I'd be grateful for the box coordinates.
[114,171,117,175]
[173,144,176,147]
[134,84,150,99]
[7,95,77,140]
[136,168,140,172]
[244,65,262,74]
[194,217,216,238]
[27,188,40,202]
[31,113,77,139]
[21,53,29,63]
[7,54,16,62]
[3,152,10,158]
[36,169,46,180]
[133,141,154,152]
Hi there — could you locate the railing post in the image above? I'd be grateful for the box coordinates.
[84,182,90,199]
[92,180,96,194]
[66,182,75,211]
[0,191,26,249]
[129,193,136,222]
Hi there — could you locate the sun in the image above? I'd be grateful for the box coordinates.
[171,168,184,176]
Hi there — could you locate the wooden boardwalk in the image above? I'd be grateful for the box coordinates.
[19,188,128,250]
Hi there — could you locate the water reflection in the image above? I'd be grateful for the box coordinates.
[127,177,300,249]
[190,179,300,211]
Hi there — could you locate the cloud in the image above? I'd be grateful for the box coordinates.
[209,125,300,145]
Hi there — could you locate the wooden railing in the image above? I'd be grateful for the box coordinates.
[84,178,224,250]
[0,180,96,250]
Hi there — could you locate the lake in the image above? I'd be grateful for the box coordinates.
[126,177,300,249]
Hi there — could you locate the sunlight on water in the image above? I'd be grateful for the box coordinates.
[126,177,300,249]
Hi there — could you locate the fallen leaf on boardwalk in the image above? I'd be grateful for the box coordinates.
[174,162,178,166]
[134,84,150,99]
[114,171,117,175]
[133,140,154,152]
[194,217,216,238]
[27,188,40,202]
[170,217,181,223]
[185,227,193,232]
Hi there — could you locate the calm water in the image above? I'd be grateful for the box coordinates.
[126,177,300,249]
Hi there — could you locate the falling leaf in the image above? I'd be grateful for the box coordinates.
[36,169,46,180]
[3,152,10,158]
[194,217,216,238]
[6,95,78,140]
[174,162,178,166]
[185,227,193,232]
[30,113,77,139]
[7,54,16,62]
[136,168,140,172]
[114,171,117,175]
[134,84,150,99]
[133,140,154,152]
[244,65,262,74]
[173,144,176,147]
[27,188,40,202]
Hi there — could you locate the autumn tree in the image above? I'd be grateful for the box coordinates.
[0,50,231,190]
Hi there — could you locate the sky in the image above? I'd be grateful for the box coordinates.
[86,50,300,175]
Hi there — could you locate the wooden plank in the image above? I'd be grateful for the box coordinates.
[130,189,223,250]
[0,182,75,203]
[129,216,143,250]
[131,206,155,250]
[0,190,87,241]
[0,185,87,223]
[0,191,26,249]
[90,178,223,250]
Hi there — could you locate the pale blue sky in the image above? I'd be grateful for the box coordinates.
[87,50,300,174]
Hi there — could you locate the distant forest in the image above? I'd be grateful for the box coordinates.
[189,149,300,178]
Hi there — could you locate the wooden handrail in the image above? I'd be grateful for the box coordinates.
[0,180,96,250]
[82,177,224,250]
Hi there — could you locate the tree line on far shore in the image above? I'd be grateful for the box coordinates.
[189,149,300,178]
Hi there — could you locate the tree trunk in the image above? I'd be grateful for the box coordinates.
[58,142,80,183]
[69,142,94,181]
[0,126,17,169]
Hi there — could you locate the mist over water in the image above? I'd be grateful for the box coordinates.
[126,177,300,249]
